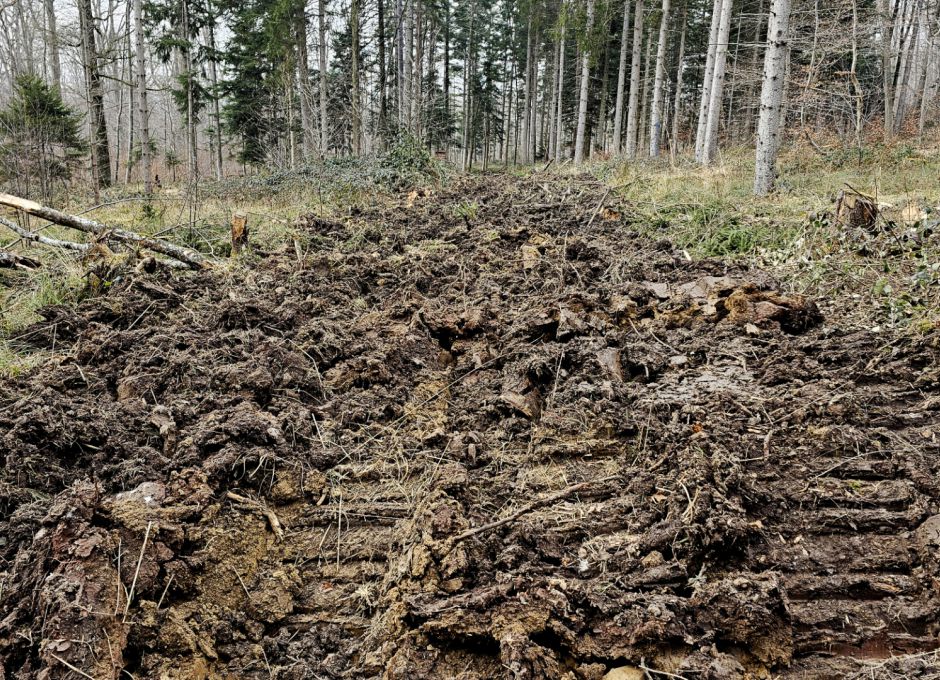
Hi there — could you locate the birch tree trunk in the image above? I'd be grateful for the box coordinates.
[695,0,722,161]
[754,0,791,196]
[612,0,632,154]
[649,0,670,158]
[702,0,733,165]
[625,0,644,157]
[207,12,224,178]
[574,0,596,165]
[134,0,152,194]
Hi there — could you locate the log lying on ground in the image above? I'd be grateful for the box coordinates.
[0,216,92,252]
[0,193,210,269]
[0,251,41,270]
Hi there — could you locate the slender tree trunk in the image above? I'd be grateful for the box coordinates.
[522,21,534,164]
[404,0,414,131]
[134,0,152,193]
[702,0,733,165]
[695,0,722,161]
[444,1,450,154]
[574,0,596,165]
[44,0,61,92]
[671,11,686,155]
[625,0,645,157]
[206,13,224,178]
[743,0,766,139]
[396,0,405,126]
[555,15,567,160]
[351,0,361,154]
[547,35,560,159]
[318,0,329,154]
[649,0,670,157]
[754,0,791,196]
[638,28,653,155]
[78,0,111,192]
[181,0,198,182]
[297,1,315,160]
[377,0,387,147]
[877,0,896,140]
[595,32,612,153]
[612,0,632,154]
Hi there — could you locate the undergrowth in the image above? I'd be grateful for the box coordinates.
[604,144,940,331]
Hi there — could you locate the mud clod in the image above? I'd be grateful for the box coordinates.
[1,174,939,678]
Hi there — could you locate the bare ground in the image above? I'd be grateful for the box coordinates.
[1,173,939,679]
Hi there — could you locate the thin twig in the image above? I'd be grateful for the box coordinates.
[49,653,99,680]
[122,521,153,621]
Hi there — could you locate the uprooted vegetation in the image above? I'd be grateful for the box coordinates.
[1,173,939,679]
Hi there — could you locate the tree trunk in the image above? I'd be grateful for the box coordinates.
[595,31,612,153]
[134,0,152,193]
[574,0,596,165]
[297,1,315,160]
[695,0,722,161]
[181,0,198,182]
[522,21,534,164]
[206,12,224,179]
[318,0,329,154]
[377,0,388,147]
[649,0,670,158]
[754,0,791,196]
[671,11,687,155]
[78,0,112,192]
[404,0,414,131]
[555,14,567,160]
[638,29,653,155]
[0,192,209,268]
[625,0,644,157]
[702,0,733,165]
[44,0,61,92]
[877,0,896,140]
[612,0,632,154]
[351,0,361,154]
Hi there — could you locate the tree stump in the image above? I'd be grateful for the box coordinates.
[231,212,249,255]
[835,189,879,231]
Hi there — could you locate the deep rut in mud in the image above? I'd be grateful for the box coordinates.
[1,174,939,679]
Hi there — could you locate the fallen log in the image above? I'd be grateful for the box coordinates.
[0,251,41,270]
[0,192,210,269]
[0,216,91,252]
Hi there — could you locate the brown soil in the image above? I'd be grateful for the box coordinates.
[1,173,939,679]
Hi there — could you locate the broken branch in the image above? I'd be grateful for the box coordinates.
[0,215,91,252]
[0,192,210,269]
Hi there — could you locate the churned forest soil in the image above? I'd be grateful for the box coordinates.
[1,173,939,679]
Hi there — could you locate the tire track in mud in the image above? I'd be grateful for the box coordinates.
[1,174,939,679]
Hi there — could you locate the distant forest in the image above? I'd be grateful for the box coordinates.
[0,0,937,196]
